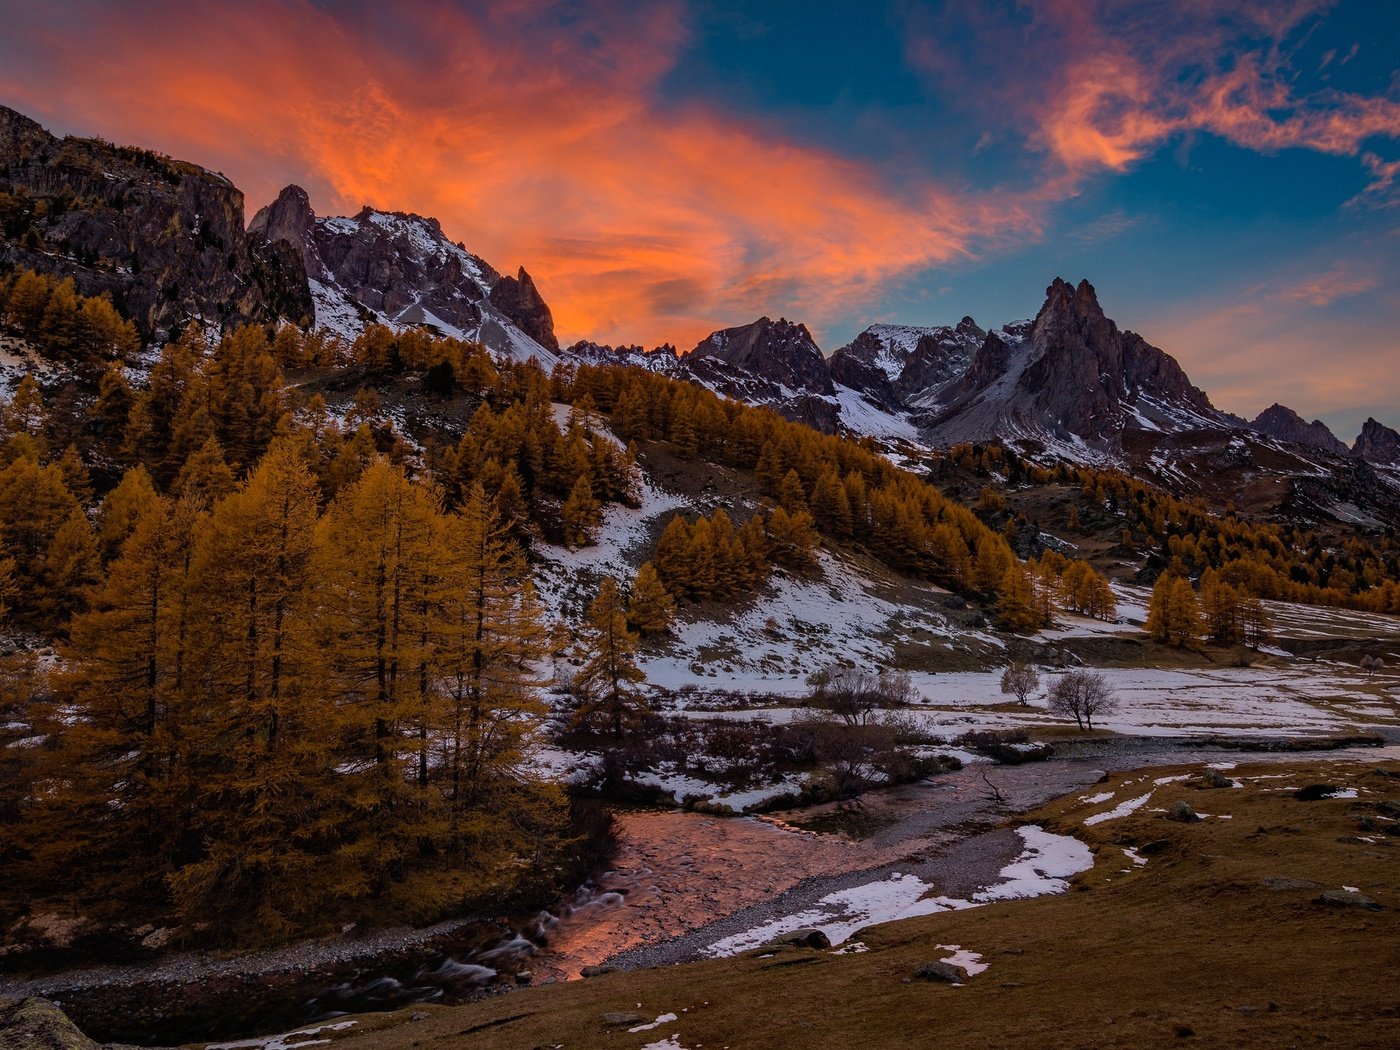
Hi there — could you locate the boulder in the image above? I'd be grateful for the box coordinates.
[0,996,163,1050]
[1294,784,1340,801]
[912,961,967,983]
[766,928,831,950]
[1315,889,1382,911]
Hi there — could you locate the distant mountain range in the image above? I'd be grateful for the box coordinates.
[2,103,1397,527]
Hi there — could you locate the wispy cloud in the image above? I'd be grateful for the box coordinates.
[904,1,1400,184]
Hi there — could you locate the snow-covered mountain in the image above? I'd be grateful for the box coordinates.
[575,279,1400,529]
[249,185,559,368]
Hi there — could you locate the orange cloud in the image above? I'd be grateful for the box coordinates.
[906,1,1400,183]
[1275,266,1380,307]
[0,0,1038,348]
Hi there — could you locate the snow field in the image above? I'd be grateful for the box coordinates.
[700,824,1092,957]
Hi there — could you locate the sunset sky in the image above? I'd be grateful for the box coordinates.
[2,0,1398,435]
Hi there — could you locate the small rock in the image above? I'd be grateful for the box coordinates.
[766,928,830,950]
[410,1011,430,1022]
[1260,877,1321,892]
[140,926,176,950]
[24,912,88,949]
[601,1012,644,1026]
[515,970,533,985]
[1315,889,1382,910]
[912,960,967,983]
[1294,784,1339,801]
[581,964,617,978]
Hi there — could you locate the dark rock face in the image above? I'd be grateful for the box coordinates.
[922,278,1218,445]
[0,105,311,337]
[895,318,985,400]
[1354,417,1400,465]
[689,317,834,396]
[250,188,557,363]
[1252,404,1350,456]
[681,317,841,431]
[489,266,559,352]
[246,183,318,274]
[829,331,902,410]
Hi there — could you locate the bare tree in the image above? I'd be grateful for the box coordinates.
[807,666,917,727]
[999,660,1040,706]
[1047,670,1119,730]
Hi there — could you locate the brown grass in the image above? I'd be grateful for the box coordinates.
[308,759,1400,1050]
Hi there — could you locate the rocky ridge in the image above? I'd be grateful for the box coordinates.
[1354,418,1400,467]
[1252,404,1350,456]
[249,185,558,366]
[0,105,310,338]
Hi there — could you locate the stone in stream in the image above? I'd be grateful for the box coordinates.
[580,964,618,977]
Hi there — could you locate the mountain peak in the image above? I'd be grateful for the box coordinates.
[1354,417,1400,466]
[689,316,833,397]
[489,266,559,352]
[1252,404,1348,456]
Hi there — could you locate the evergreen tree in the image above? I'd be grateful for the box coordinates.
[572,577,647,740]
[315,458,444,883]
[996,564,1040,631]
[560,473,601,547]
[627,561,675,636]
[437,483,548,854]
[171,440,351,941]
[45,493,199,903]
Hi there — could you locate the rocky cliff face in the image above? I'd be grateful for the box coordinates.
[1354,417,1400,466]
[688,317,833,396]
[683,317,841,430]
[0,105,310,337]
[249,186,558,366]
[827,319,985,410]
[1252,404,1350,456]
[489,267,559,353]
[918,278,1220,448]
